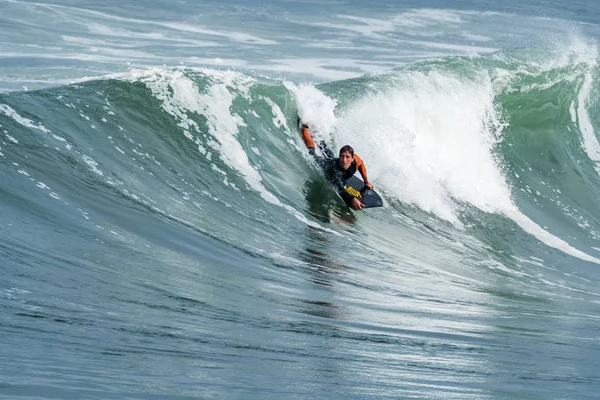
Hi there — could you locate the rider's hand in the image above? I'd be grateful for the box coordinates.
[351,197,364,210]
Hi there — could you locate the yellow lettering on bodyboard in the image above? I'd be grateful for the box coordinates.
[344,186,361,198]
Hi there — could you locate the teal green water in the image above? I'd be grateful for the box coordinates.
[2,1,600,399]
[2,48,600,399]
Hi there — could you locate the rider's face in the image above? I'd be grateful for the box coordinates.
[338,151,353,170]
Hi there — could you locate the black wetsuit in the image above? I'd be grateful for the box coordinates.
[311,143,359,205]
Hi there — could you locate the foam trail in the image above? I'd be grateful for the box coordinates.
[0,104,52,133]
[507,209,600,264]
[576,71,600,175]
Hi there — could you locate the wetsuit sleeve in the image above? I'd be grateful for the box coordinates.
[300,125,316,149]
[353,154,369,182]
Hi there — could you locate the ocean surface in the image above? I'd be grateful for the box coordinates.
[2,0,600,399]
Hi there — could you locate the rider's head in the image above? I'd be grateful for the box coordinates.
[338,145,354,170]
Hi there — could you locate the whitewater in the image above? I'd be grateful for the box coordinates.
[2,1,600,399]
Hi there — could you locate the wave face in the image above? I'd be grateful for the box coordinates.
[2,45,600,399]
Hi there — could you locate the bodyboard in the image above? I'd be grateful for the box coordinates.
[342,175,383,208]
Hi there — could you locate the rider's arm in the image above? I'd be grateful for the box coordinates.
[300,123,316,152]
[353,154,373,189]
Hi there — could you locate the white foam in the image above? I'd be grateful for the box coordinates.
[309,9,467,40]
[576,66,600,175]
[260,96,289,130]
[0,104,51,133]
[311,68,600,264]
[136,68,337,233]
[313,15,396,40]
[506,210,600,264]
[397,39,497,53]
[285,82,338,139]
[336,70,510,224]
[260,58,372,81]
[187,57,247,68]
[392,9,467,27]
[145,70,264,188]
[8,1,275,45]
[82,24,221,49]
[82,154,104,176]
[161,22,278,45]
[5,134,18,144]
[304,9,496,51]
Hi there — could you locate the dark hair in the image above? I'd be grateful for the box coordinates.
[339,145,354,156]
